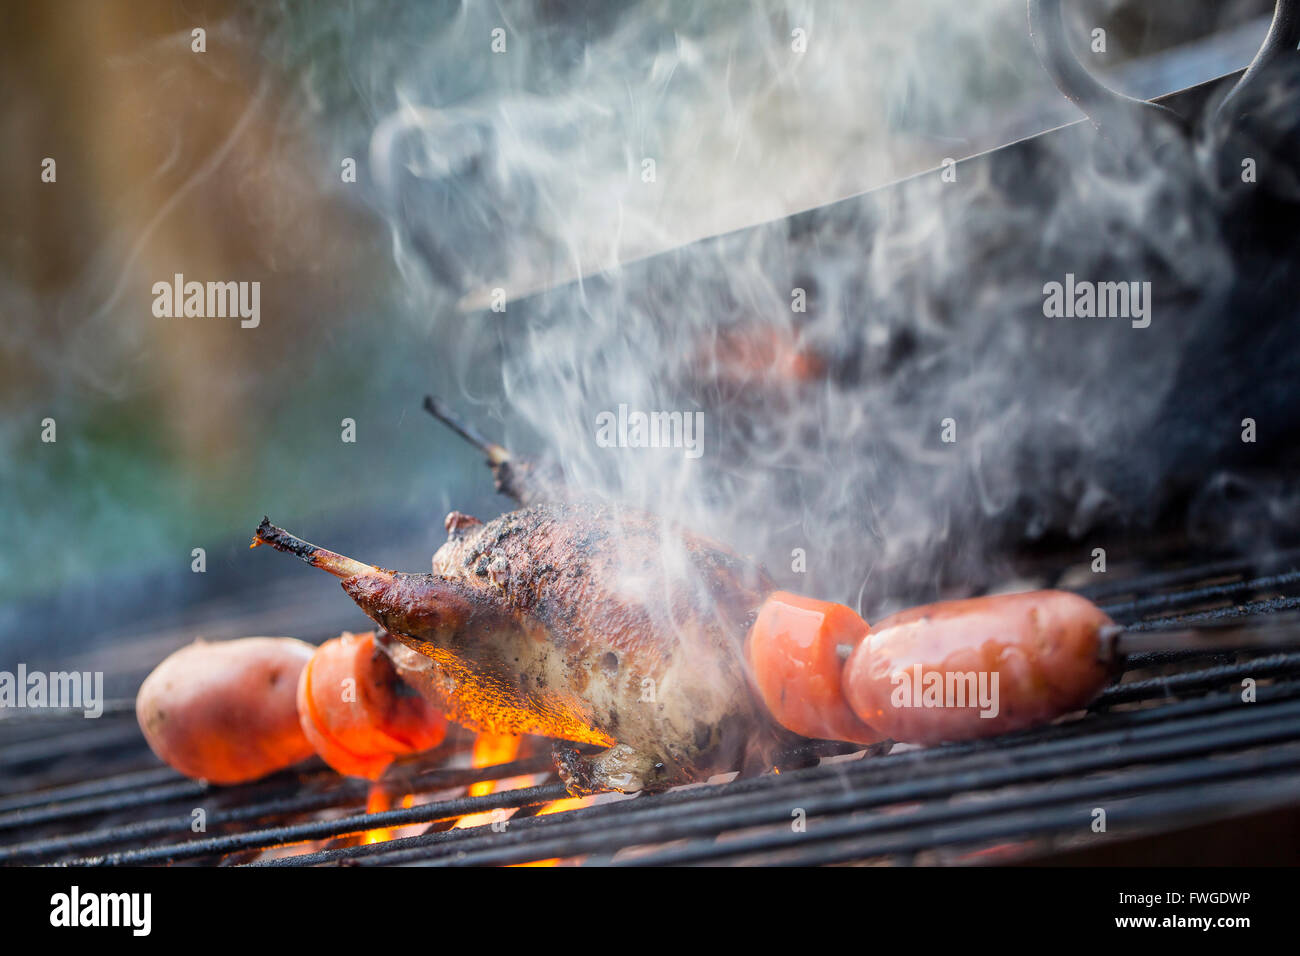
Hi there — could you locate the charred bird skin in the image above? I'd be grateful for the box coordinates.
[252,502,784,794]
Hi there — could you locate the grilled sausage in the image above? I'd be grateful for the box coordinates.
[136,637,316,784]
[296,630,448,779]
[746,591,884,745]
[842,590,1115,745]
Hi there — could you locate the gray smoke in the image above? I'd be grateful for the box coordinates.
[306,1,1300,612]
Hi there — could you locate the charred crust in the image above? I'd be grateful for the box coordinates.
[553,745,600,796]
[487,522,524,548]
[252,517,319,561]
[417,500,771,779]
[444,511,483,537]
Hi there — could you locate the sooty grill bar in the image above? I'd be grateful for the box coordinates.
[3,546,1300,867]
[267,684,1300,867]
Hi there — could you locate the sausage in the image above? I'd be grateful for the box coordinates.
[297,630,448,779]
[746,591,885,745]
[842,590,1115,745]
[136,637,316,784]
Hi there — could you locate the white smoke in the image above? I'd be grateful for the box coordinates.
[347,1,1298,614]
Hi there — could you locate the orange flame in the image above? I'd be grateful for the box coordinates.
[537,796,589,815]
[509,794,599,866]
[361,785,392,845]
[446,733,600,863]
[455,732,524,829]
[360,787,416,845]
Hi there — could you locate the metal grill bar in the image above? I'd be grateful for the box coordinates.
[13,655,1295,866]
[67,783,570,866]
[4,550,1300,868]
[1124,595,1300,629]
[0,766,181,815]
[0,771,317,836]
[1078,547,1300,601]
[343,706,1300,867]
[253,679,1300,866]
[0,700,135,724]
[1093,652,1300,705]
[0,753,571,865]
[696,768,1300,867]
[39,742,849,865]
[622,747,1300,865]
[0,723,144,769]
[1099,570,1300,619]
[1,784,372,866]
[381,700,1300,866]
[0,751,561,837]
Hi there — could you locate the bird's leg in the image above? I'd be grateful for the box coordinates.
[422,395,563,505]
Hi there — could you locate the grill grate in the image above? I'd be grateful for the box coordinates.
[3,549,1300,867]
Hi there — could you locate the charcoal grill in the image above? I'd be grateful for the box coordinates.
[5,5,1300,873]
[3,546,1300,867]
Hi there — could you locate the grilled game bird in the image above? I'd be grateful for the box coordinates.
[252,501,780,793]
